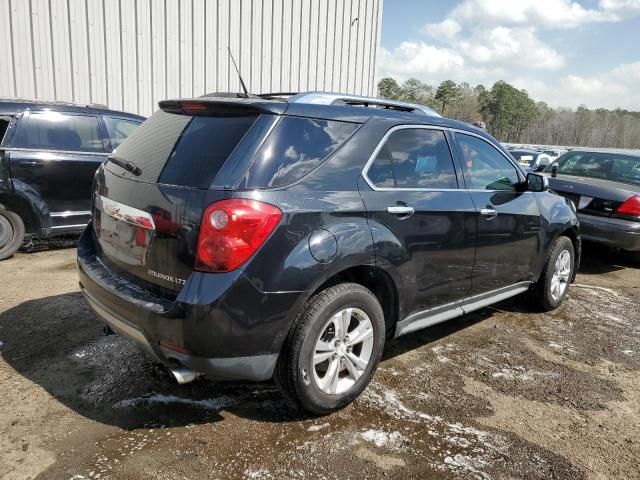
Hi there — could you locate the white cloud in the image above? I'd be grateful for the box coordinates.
[456,26,565,70]
[599,0,640,16]
[423,19,462,40]
[432,0,633,30]
[378,42,465,82]
[513,62,640,109]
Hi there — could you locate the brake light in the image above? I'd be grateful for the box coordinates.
[195,199,282,272]
[616,195,640,217]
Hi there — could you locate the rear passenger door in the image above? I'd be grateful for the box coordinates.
[9,111,108,229]
[359,126,477,317]
[453,132,542,294]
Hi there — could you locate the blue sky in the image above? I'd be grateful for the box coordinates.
[378,0,640,110]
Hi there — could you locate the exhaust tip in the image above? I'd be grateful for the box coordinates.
[170,365,198,385]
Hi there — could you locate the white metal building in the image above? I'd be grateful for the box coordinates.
[0,0,383,117]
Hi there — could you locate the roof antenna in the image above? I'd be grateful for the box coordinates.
[228,47,249,98]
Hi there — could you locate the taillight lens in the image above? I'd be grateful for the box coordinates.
[616,195,640,218]
[195,199,282,272]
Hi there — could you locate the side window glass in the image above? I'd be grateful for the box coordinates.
[367,145,395,188]
[0,117,11,145]
[14,113,105,152]
[103,117,141,150]
[246,116,358,188]
[386,129,458,189]
[458,134,519,191]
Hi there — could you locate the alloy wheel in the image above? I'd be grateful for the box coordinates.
[312,307,374,395]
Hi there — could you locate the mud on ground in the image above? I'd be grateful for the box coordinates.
[0,244,639,479]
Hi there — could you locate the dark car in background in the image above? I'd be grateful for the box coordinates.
[77,92,579,414]
[545,149,640,253]
[0,99,144,259]
[508,148,553,172]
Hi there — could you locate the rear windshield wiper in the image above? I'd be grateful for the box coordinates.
[107,156,142,176]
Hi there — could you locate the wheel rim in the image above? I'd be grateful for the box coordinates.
[312,307,374,395]
[0,213,14,249]
[550,249,571,301]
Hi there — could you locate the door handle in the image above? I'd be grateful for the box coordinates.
[387,205,415,216]
[480,206,498,218]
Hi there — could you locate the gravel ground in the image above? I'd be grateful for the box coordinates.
[1,243,639,480]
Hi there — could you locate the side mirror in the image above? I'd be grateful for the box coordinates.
[551,164,558,178]
[535,164,546,172]
[526,172,548,192]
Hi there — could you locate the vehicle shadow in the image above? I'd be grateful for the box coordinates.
[578,242,639,275]
[0,292,309,430]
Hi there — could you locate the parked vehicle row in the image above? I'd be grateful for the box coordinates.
[0,99,144,259]
[77,91,580,414]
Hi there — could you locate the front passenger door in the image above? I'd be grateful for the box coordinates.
[453,132,542,294]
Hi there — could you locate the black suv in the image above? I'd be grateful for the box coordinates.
[77,92,580,414]
[0,99,144,259]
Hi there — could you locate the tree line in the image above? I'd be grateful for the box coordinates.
[378,77,640,149]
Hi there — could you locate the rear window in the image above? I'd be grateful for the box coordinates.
[245,116,359,188]
[110,110,257,188]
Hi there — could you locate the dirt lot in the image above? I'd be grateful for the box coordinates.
[1,243,639,480]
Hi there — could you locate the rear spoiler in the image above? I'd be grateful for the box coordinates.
[158,98,287,116]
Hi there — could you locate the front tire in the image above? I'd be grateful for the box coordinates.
[274,283,385,415]
[0,209,25,260]
[530,236,575,311]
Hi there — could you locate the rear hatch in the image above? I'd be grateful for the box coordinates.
[92,99,282,298]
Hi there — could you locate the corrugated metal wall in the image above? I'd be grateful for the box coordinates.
[0,0,383,117]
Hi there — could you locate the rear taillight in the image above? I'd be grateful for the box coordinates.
[616,195,640,218]
[194,199,282,273]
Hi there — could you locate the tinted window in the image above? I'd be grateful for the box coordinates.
[0,117,10,145]
[104,116,141,149]
[383,128,457,189]
[110,110,257,187]
[159,115,258,188]
[14,112,104,152]
[367,145,395,188]
[548,152,640,187]
[458,134,519,191]
[246,116,358,188]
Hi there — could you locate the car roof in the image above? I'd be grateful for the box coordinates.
[509,149,540,154]
[180,91,491,138]
[566,148,640,158]
[0,98,145,120]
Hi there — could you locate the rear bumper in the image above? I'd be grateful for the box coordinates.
[578,213,640,252]
[77,226,303,381]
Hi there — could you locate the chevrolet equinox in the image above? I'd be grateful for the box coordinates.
[77,92,580,414]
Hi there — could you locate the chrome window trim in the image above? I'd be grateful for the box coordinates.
[95,194,156,230]
[361,124,464,192]
[7,147,109,157]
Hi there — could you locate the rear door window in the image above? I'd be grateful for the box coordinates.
[14,112,105,152]
[245,116,359,188]
[365,128,458,189]
[103,116,142,149]
[109,110,257,188]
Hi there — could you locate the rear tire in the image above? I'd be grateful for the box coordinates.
[0,209,25,260]
[529,236,575,311]
[274,283,385,415]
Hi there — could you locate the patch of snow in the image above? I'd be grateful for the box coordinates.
[360,429,404,448]
[114,393,235,411]
[622,350,634,355]
[307,423,330,432]
[244,468,274,479]
[444,454,491,480]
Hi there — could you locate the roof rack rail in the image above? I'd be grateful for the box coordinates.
[289,92,442,117]
[257,92,298,100]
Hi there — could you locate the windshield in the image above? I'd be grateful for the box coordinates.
[546,151,640,187]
